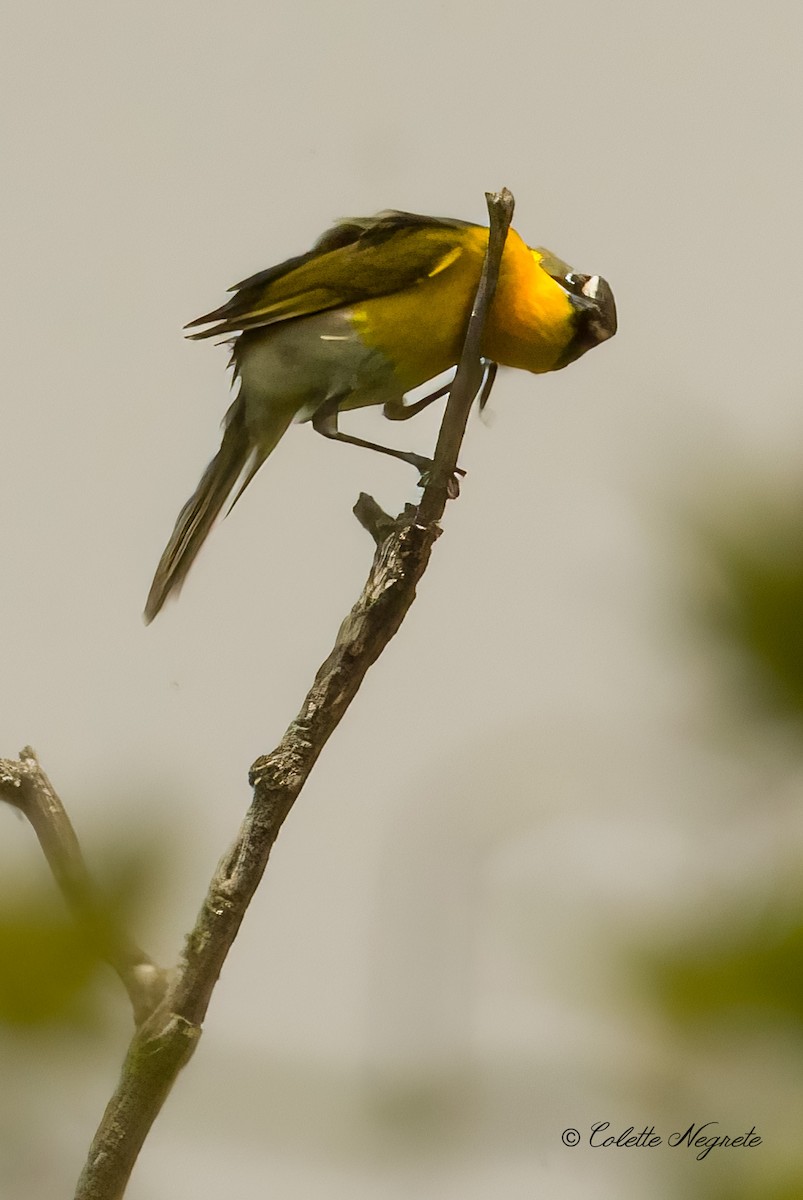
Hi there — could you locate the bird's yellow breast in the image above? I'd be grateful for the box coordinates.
[352,226,576,390]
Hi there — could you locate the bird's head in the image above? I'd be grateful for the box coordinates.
[534,248,618,369]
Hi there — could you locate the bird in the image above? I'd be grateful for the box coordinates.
[144,208,617,622]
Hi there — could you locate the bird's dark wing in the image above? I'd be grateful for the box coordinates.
[185,211,477,339]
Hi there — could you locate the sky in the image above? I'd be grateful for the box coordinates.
[2,3,803,1197]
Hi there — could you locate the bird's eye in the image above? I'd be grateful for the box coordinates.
[561,272,591,296]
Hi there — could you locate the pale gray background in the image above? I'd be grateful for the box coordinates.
[2,2,803,1197]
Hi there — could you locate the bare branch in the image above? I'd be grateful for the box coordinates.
[352,492,413,546]
[418,187,514,523]
[0,747,168,1024]
[67,187,515,1200]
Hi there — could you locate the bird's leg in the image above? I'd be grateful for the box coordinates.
[312,357,498,492]
[312,400,465,495]
[477,361,498,411]
[312,404,435,473]
[382,381,452,422]
[383,359,498,421]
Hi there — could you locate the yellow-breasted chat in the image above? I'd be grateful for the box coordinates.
[144,209,616,622]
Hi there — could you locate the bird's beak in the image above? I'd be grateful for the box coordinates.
[579,274,617,341]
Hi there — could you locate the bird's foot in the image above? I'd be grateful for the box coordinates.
[411,456,466,499]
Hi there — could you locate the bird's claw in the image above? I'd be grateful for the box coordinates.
[414,460,466,498]
[445,472,462,499]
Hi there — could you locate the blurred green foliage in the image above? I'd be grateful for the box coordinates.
[708,1181,803,1200]
[645,900,803,1026]
[0,894,104,1026]
[644,488,803,1199]
[696,502,803,725]
[0,845,156,1029]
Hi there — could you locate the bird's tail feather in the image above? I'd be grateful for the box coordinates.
[143,394,290,622]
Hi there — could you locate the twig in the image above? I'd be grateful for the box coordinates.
[0,747,168,1023]
[57,187,512,1200]
[418,187,514,523]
